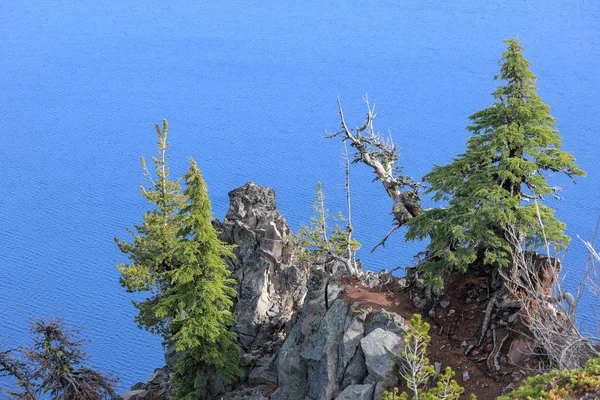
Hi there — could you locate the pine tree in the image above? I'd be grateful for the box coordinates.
[383,314,474,400]
[405,38,584,287]
[165,159,240,399]
[116,121,240,399]
[294,182,361,269]
[116,121,186,334]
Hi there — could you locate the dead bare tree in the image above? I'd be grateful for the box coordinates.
[499,223,598,370]
[0,350,39,399]
[580,217,600,336]
[342,142,360,275]
[0,319,117,400]
[327,96,421,251]
[579,238,600,299]
[581,217,600,295]
[582,237,600,301]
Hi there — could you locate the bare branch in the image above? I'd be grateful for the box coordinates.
[328,96,422,247]
[1,319,117,400]
[500,224,598,370]
[371,223,401,253]
[0,349,38,399]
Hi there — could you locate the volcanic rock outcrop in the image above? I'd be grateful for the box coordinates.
[123,182,408,400]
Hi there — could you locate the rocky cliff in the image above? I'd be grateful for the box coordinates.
[215,183,408,400]
[122,182,408,400]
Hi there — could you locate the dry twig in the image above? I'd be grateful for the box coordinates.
[500,223,598,370]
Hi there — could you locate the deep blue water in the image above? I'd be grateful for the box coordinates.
[1,0,599,393]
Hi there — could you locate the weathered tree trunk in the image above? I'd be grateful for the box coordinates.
[327,97,422,249]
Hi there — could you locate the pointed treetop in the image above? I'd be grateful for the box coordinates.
[405,38,584,286]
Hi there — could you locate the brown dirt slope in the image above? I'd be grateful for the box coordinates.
[341,270,533,400]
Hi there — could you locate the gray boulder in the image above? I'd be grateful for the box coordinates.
[220,386,270,400]
[340,308,368,369]
[334,383,374,400]
[271,267,332,400]
[121,390,149,400]
[373,381,388,400]
[146,366,170,397]
[364,309,405,337]
[361,328,404,387]
[248,353,278,386]
[270,323,308,400]
[339,346,368,390]
[302,299,347,400]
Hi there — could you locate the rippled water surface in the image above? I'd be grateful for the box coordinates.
[1,0,599,393]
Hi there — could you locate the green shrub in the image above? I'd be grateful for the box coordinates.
[498,356,600,400]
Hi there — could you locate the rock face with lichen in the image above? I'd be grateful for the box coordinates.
[212,182,309,394]
[122,182,408,400]
[215,182,307,354]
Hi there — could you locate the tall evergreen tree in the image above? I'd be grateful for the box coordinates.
[116,121,186,334]
[405,38,584,287]
[166,159,240,399]
[116,121,240,399]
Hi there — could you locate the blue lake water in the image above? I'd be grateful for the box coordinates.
[1,0,599,393]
